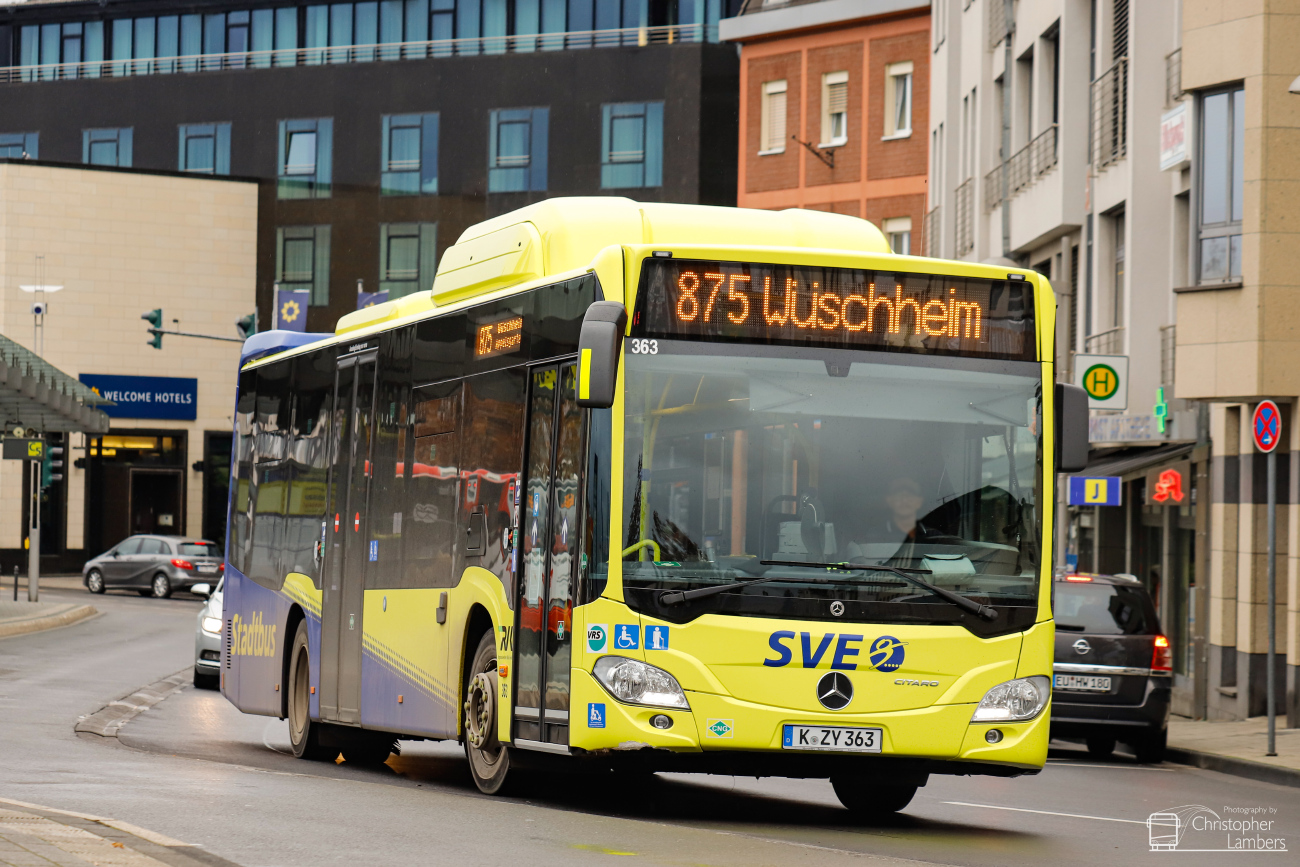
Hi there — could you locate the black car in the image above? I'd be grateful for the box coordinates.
[1050,572,1171,762]
[83,535,224,598]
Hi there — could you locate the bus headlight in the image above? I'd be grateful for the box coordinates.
[971,676,1051,722]
[201,616,223,635]
[593,656,690,710]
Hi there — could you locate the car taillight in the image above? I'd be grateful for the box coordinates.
[171,558,193,570]
[1151,635,1172,672]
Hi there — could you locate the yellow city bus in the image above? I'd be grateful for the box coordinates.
[221,198,1088,813]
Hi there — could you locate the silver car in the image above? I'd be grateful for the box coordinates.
[193,578,224,689]
[83,535,223,598]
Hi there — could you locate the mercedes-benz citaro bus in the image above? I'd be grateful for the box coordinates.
[221,198,1089,815]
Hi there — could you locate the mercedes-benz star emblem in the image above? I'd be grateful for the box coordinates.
[829,600,845,617]
[816,671,853,710]
[1073,638,1092,655]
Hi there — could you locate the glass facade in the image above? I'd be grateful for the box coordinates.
[82,127,132,167]
[178,123,231,174]
[13,0,722,80]
[488,107,548,193]
[381,113,438,195]
[600,101,662,189]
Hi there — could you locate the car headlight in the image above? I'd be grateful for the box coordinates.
[201,616,223,635]
[971,676,1051,722]
[593,656,690,710]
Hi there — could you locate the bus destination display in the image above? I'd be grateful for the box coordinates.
[474,315,524,359]
[633,259,1035,361]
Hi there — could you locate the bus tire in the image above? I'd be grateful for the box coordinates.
[288,620,334,761]
[830,776,919,815]
[464,629,511,795]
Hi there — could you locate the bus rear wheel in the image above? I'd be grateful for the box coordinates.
[464,629,511,794]
[288,620,334,761]
[830,776,920,815]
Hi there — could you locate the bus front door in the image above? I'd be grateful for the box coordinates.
[513,363,585,747]
[320,351,378,724]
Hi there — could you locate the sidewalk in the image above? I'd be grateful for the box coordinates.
[1168,716,1300,789]
[0,600,97,640]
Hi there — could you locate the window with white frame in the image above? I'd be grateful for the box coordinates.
[759,79,787,154]
[884,61,913,139]
[821,71,848,147]
[1197,86,1244,284]
[884,217,912,255]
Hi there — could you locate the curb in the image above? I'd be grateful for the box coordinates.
[1166,746,1300,790]
[75,669,191,738]
[0,604,97,639]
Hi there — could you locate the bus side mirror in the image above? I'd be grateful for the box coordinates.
[1056,383,1090,473]
[577,301,628,409]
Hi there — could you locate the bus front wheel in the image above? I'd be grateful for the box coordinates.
[830,776,920,815]
[464,629,511,794]
[288,620,334,761]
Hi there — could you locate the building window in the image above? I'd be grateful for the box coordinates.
[276,226,331,306]
[821,71,848,147]
[278,118,333,199]
[82,128,132,167]
[601,102,663,189]
[1112,209,1126,327]
[1198,87,1243,283]
[488,107,548,193]
[178,123,231,174]
[21,21,105,80]
[379,223,438,299]
[759,79,787,154]
[381,113,439,195]
[0,133,38,159]
[884,61,913,139]
[884,217,912,255]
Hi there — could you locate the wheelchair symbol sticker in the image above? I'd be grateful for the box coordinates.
[614,624,639,650]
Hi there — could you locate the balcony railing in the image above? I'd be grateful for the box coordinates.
[1165,48,1183,107]
[1092,57,1128,170]
[1008,123,1058,194]
[955,178,974,258]
[3,23,717,84]
[1160,324,1176,392]
[983,162,1005,212]
[1084,325,1125,356]
[924,206,940,258]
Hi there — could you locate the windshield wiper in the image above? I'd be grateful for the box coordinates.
[768,560,998,621]
[657,571,837,606]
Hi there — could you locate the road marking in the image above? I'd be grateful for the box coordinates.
[0,797,195,845]
[1047,760,1175,771]
[942,801,1147,825]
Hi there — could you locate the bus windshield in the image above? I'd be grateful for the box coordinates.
[620,344,1042,629]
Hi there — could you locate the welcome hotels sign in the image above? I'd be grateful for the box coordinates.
[79,374,198,421]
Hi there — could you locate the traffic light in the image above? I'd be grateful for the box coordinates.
[41,446,64,489]
[236,312,257,340]
[142,308,164,349]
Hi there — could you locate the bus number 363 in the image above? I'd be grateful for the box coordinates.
[628,339,658,354]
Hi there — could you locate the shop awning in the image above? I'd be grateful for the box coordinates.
[0,334,112,434]
[1080,442,1196,480]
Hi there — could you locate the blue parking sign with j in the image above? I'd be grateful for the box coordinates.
[588,703,605,728]
[1067,476,1121,507]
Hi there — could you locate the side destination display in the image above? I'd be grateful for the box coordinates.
[632,258,1036,362]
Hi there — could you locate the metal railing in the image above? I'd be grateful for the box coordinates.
[3,23,717,83]
[924,206,940,258]
[1008,123,1058,194]
[1084,325,1125,355]
[987,0,1012,50]
[1092,57,1129,170]
[1165,48,1183,107]
[1160,324,1176,391]
[955,179,974,257]
[983,162,1005,212]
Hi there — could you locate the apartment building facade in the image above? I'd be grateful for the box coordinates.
[0,0,742,338]
[721,0,930,246]
[926,0,1215,717]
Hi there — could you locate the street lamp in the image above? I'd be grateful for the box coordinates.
[20,284,63,357]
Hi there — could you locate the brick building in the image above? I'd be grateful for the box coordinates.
[720,0,930,252]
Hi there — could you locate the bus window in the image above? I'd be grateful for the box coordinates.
[230,368,256,575]
[368,327,413,589]
[516,368,556,719]
[284,348,334,586]
[248,359,292,589]
[405,381,461,588]
[459,368,526,588]
[545,364,584,717]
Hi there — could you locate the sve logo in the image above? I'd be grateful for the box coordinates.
[763,631,907,672]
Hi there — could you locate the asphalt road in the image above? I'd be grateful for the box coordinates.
[2,583,1297,866]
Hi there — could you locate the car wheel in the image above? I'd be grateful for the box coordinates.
[1086,735,1116,758]
[288,620,335,761]
[464,629,512,794]
[193,669,219,690]
[830,776,921,815]
[86,569,105,594]
[1132,729,1167,764]
[151,572,172,599]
